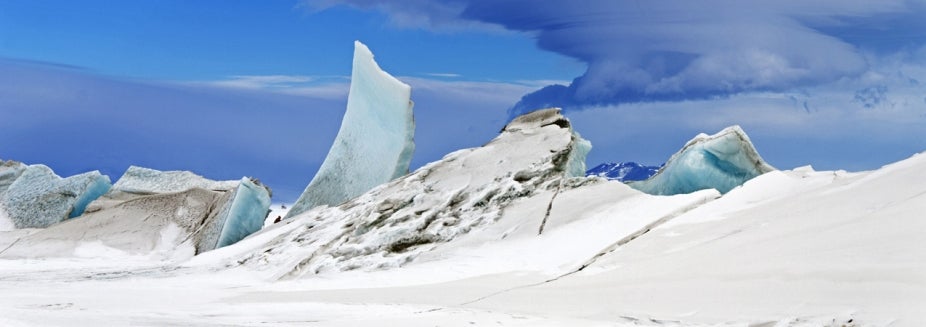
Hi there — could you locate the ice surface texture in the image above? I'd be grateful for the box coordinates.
[113,165,238,194]
[215,178,272,248]
[287,41,414,218]
[0,163,111,229]
[1,167,272,258]
[629,126,774,195]
[230,108,594,276]
[586,162,660,182]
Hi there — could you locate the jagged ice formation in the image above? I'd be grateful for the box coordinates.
[287,41,414,218]
[628,126,775,195]
[0,161,111,229]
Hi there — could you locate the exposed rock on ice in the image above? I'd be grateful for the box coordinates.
[224,108,606,277]
[0,162,111,229]
[287,41,414,218]
[628,125,775,195]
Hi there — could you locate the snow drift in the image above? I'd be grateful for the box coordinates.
[287,41,415,219]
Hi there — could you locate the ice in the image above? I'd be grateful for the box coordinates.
[0,159,27,194]
[565,131,592,177]
[215,178,272,248]
[0,164,111,228]
[586,162,660,181]
[287,40,414,218]
[628,125,774,195]
[215,108,612,276]
[112,165,238,194]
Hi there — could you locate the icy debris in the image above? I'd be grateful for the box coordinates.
[232,108,591,277]
[112,165,238,194]
[287,40,415,218]
[0,163,111,229]
[629,126,774,195]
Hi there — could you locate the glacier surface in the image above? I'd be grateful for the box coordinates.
[287,41,414,219]
[0,164,111,229]
[629,125,775,195]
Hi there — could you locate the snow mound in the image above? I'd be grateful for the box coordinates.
[287,40,414,218]
[0,163,111,229]
[224,108,596,277]
[629,125,774,195]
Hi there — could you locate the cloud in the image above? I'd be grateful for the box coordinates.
[304,0,926,115]
[189,75,351,99]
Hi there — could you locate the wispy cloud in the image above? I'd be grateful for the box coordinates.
[188,75,351,99]
[424,72,462,78]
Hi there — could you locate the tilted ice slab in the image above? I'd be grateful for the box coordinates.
[0,163,111,229]
[286,40,414,218]
[210,108,601,278]
[629,125,774,195]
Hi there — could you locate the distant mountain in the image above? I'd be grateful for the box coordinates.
[586,162,661,182]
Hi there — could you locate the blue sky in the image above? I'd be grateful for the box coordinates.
[2,1,926,202]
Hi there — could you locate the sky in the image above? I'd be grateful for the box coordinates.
[2,1,926,202]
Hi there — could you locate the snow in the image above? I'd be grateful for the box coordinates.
[0,115,923,325]
[111,165,238,194]
[0,165,111,228]
[287,40,414,218]
[629,125,775,195]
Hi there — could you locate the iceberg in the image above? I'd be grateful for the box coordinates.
[586,162,661,182]
[0,164,111,229]
[628,126,775,195]
[0,167,273,258]
[286,40,414,218]
[95,167,272,253]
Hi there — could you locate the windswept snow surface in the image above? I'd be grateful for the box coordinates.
[630,126,775,195]
[0,124,924,325]
[287,41,414,218]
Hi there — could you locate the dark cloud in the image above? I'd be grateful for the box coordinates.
[305,0,926,116]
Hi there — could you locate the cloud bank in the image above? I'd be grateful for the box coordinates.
[304,0,926,115]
